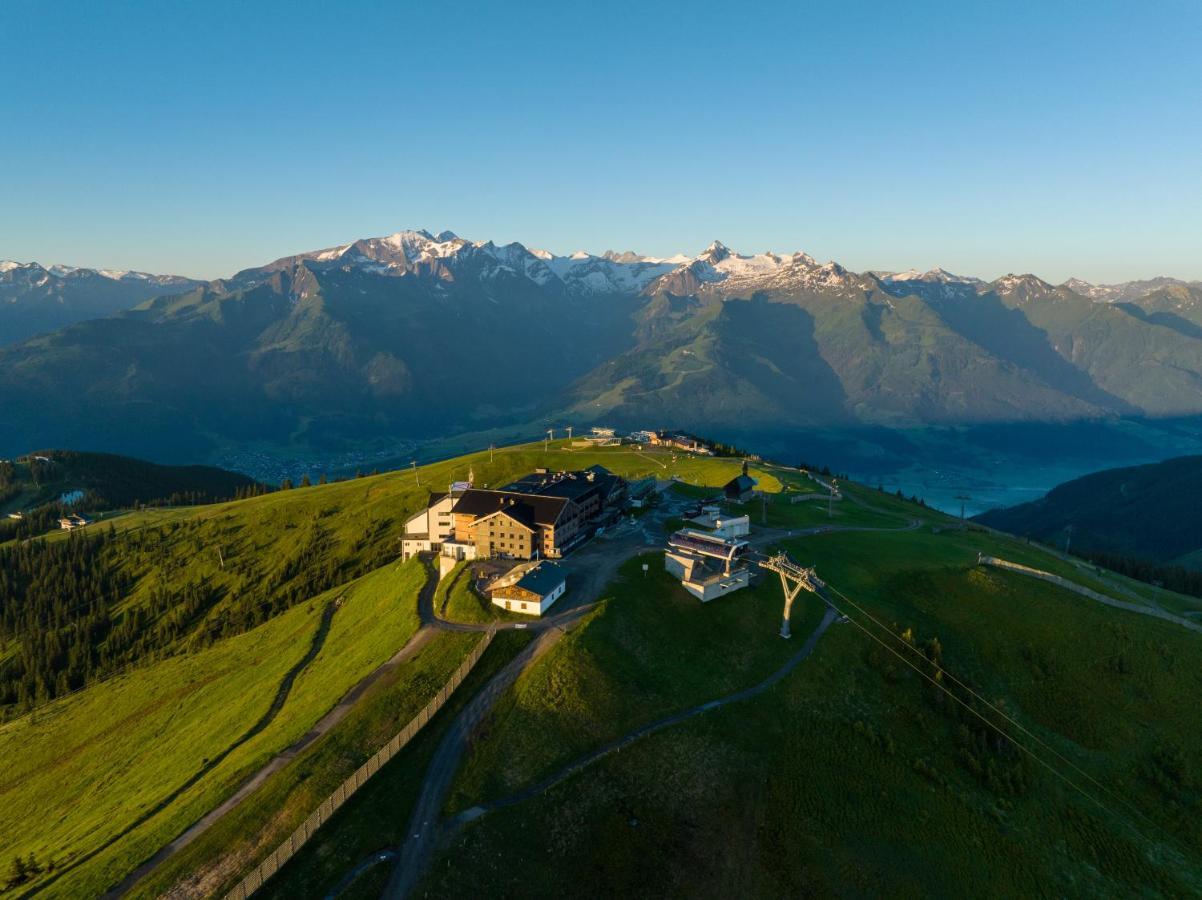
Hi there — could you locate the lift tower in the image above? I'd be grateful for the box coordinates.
[755,552,825,638]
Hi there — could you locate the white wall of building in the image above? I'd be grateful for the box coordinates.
[713,515,750,538]
[491,580,565,616]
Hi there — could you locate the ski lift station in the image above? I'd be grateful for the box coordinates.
[664,528,752,602]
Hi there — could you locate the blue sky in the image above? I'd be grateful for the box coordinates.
[2,0,1199,282]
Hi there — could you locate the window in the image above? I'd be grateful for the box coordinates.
[521,602,528,610]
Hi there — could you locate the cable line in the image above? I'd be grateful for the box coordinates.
[821,580,1169,841]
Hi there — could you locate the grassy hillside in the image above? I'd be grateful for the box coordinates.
[8,437,1200,897]
[0,442,773,893]
[0,559,425,897]
[129,628,485,900]
[416,494,1202,897]
[1,440,752,716]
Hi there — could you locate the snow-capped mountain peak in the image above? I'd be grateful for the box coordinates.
[238,229,689,296]
[881,266,981,285]
[1060,275,1202,303]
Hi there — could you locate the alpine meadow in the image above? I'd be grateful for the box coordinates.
[4,2,1202,898]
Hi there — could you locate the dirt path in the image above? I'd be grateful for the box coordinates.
[458,604,840,823]
[103,571,444,898]
[336,605,839,899]
[979,556,1202,635]
[378,625,567,900]
[33,598,342,899]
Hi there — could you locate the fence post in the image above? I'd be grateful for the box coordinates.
[226,633,495,898]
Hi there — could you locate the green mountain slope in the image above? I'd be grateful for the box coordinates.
[4,234,1202,470]
[566,282,1107,430]
[0,450,255,515]
[0,559,433,898]
[0,263,642,460]
[3,441,1202,897]
[975,455,1202,565]
[0,262,201,347]
[417,526,1202,898]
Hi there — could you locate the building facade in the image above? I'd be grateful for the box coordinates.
[488,561,567,616]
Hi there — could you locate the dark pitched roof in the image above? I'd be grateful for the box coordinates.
[515,562,566,597]
[502,470,600,502]
[451,489,568,526]
[475,504,537,530]
[724,474,757,494]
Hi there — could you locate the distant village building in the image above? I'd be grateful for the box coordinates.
[58,513,93,531]
[487,561,567,616]
[723,460,758,503]
[652,431,713,455]
[6,511,24,520]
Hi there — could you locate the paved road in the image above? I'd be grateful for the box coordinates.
[367,482,921,899]
[980,556,1202,635]
[377,497,690,899]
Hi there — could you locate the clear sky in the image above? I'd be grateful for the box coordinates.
[2,0,1200,283]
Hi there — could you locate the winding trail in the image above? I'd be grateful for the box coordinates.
[34,598,343,899]
[102,570,446,898]
[330,479,922,899]
[979,556,1202,635]
[460,603,841,824]
[338,605,840,900]
[379,625,570,900]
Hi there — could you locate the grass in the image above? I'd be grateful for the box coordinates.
[446,554,825,813]
[255,631,535,900]
[436,562,495,625]
[13,438,1202,896]
[0,558,426,898]
[1,441,777,893]
[420,519,1202,898]
[35,441,776,624]
[131,628,485,900]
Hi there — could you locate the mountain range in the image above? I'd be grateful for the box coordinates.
[3,230,1202,464]
[0,260,202,346]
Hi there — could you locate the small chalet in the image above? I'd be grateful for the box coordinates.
[723,461,758,503]
[59,513,94,531]
[487,561,567,616]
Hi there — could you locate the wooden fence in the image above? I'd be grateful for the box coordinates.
[226,628,496,899]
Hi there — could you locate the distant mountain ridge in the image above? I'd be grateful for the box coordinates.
[974,455,1202,568]
[0,260,202,346]
[2,229,1202,464]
